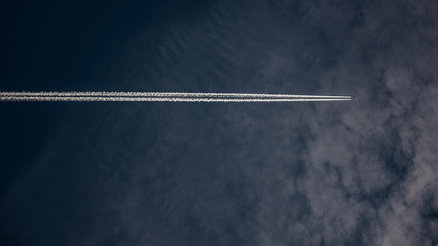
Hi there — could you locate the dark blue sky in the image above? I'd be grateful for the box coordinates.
[1,1,438,245]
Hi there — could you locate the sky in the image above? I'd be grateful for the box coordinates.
[1,0,438,245]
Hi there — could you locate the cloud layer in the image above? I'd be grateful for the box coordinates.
[1,1,438,245]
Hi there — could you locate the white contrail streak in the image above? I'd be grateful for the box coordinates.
[0,91,351,98]
[0,91,353,102]
[0,96,352,102]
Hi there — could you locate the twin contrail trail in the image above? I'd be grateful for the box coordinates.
[0,91,352,102]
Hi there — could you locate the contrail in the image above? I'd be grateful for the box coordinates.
[0,91,352,102]
[0,91,351,98]
[0,96,352,102]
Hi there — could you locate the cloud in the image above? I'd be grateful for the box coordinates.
[299,1,438,244]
